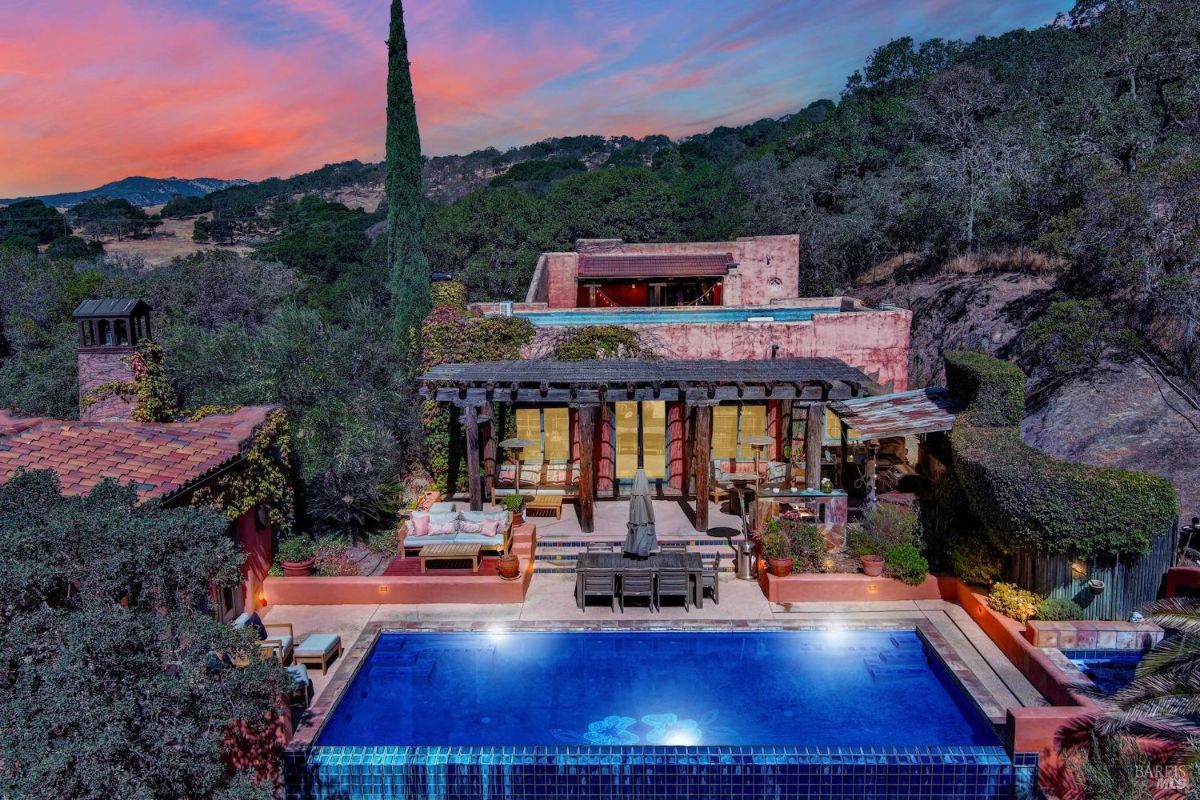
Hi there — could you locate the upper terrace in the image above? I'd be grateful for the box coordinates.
[469,235,913,390]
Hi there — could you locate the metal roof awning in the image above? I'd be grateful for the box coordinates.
[73,298,148,318]
[578,254,734,279]
[829,387,962,438]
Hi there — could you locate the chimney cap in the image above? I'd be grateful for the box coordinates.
[73,298,149,319]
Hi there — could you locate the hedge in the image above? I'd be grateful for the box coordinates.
[943,350,1025,427]
[951,424,1177,558]
[947,351,1177,559]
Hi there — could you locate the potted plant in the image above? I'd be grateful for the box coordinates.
[277,536,316,577]
[860,554,885,577]
[503,494,525,525]
[497,550,521,580]
[762,522,793,577]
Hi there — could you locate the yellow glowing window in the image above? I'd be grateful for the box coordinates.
[615,402,639,480]
[825,411,860,442]
[516,407,571,464]
[737,404,766,459]
[515,408,543,464]
[543,407,570,463]
[641,401,666,479]
[712,406,738,459]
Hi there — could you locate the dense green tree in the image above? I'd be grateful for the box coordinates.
[68,197,160,240]
[385,0,430,365]
[547,167,680,244]
[0,470,290,800]
[0,199,70,244]
[45,234,103,260]
[160,193,213,218]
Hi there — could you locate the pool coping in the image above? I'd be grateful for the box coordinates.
[288,617,1014,756]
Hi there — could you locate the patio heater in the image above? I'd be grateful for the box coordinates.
[737,435,775,581]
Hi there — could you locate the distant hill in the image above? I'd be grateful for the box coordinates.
[0,176,248,209]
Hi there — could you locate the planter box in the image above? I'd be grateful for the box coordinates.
[759,567,941,603]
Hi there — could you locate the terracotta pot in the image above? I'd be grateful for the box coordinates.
[283,557,315,577]
[766,556,794,577]
[498,553,521,580]
[860,555,885,577]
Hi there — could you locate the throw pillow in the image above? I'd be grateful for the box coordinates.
[410,513,431,536]
[481,518,500,537]
[246,612,268,640]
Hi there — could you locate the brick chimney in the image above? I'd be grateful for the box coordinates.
[73,299,152,422]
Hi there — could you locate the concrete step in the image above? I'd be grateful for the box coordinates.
[864,657,926,679]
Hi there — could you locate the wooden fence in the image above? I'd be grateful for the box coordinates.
[1009,522,1179,621]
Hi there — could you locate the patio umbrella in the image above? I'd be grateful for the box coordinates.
[624,468,657,557]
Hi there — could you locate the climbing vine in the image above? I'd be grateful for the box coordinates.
[189,410,295,535]
[129,340,177,423]
[551,325,651,360]
[80,380,138,409]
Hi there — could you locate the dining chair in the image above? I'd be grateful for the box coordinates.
[578,568,616,613]
[656,568,691,611]
[619,568,656,612]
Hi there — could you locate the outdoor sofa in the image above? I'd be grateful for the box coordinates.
[399,504,512,558]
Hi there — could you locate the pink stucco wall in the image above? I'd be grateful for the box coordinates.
[542,236,800,309]
[524,308,912,391]
[236,509,272,611]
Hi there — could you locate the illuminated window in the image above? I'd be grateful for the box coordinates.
[711,403,767,460]
[515,407,571,464]
[825,411,861,443]
[614,401,666,480]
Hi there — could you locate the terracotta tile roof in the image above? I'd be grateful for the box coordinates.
[0,406,279,502]
[577,253,734,279]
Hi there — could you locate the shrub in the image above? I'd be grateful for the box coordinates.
[761,523,790,560]
[503,494,525,513]
[849,503,921,557]
[947,352,1178,559]
[989,582,1041,623]
[778,513,825,573]
[885,545,929,585]
[312,536,359,576]
[1036,598,1084,621]
[943,350,1025,428]
[366,529,399,556]
[276,535,315,563]
[552,325,649,360]
[949,534,1004,586]
[429,280,467,312]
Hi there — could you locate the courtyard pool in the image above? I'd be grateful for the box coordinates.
[291,629,1014,799]
[1062,649,1143,695]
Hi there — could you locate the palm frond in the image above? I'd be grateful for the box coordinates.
[1092,709,1200,744]
[1135,636,1200,677]
[1141,598,1200,636]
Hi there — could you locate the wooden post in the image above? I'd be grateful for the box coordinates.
[805,403,824,491]
[681,405,693,497]
[464,404,482,511]
[839,418,849,490]
[576,404,597,533]
[481,401,496,505]
[692,403,713,532]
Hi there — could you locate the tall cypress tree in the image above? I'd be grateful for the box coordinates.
[386,0,430,366]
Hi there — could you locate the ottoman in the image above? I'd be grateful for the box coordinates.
[293,633,343,675]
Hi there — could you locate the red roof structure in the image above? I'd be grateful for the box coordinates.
[0,405,278,502]
[577,253,734,279]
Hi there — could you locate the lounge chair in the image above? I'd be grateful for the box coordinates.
[293,633,343,675]
[656,568,691,611]
[577,568,616,613]
[702,552,721,606]
[233,612,294,665]
[619,569,656,612]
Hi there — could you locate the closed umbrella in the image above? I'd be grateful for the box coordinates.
[624,468,657,557]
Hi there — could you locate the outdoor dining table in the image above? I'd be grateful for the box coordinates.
[575,552,705,609]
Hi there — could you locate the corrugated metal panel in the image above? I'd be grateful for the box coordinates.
[830,388,963,438]
[72,298,147,318]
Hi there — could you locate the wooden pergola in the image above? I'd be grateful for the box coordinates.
[419,357,871,533]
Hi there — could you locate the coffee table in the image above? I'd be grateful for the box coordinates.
[419,542,482,573]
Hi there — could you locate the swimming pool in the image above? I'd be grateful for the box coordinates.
[290,628,1014,799]
[1062,649,1143,695]
[317,630,997,748]
[516,306,840,326]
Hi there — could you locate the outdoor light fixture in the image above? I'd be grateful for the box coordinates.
[1070,560,1088,579]
[867,583,878,594]
[378,584,390,594]
[823,558,834,570]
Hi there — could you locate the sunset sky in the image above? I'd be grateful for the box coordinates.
[1,0,1071,197]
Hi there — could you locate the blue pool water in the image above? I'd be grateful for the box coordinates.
[516,306,840,326]
[1062,649,1142,695]
[316,630,998,748]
